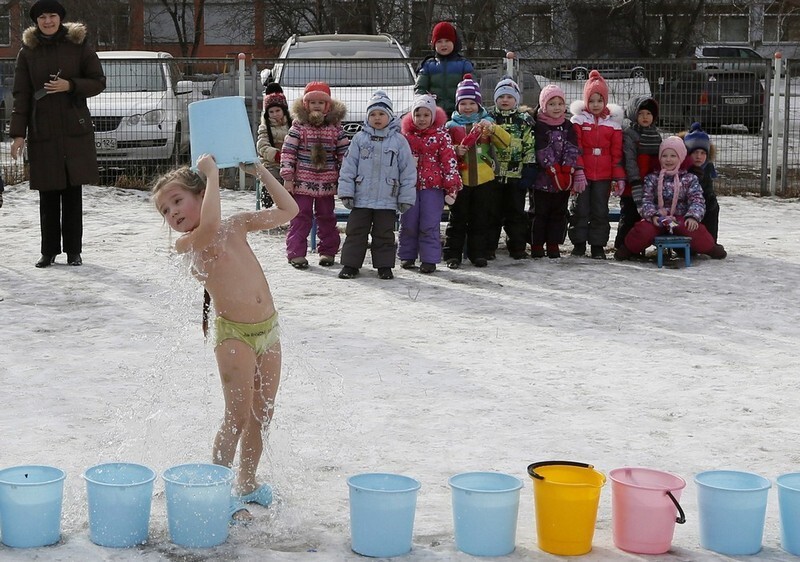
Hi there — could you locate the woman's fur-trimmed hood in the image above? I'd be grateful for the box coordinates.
[22,22,87,49]
[290,97,347,126]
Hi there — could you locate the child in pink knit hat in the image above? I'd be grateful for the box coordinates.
[568,70,626,259]
[531,84,582,259]
[615,136,727,261]
[280,81,349,269]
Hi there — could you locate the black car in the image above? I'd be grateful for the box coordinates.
[655,70,764,133]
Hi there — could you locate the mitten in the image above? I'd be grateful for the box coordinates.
[520,164,537,190]
[557,165,575,191]
[399,203,412,213]
[630,180,643,206]
[545,164,564,190]
[461,126,483,149]
[612,180,625,196]
[572,169,587,193]
[444,193,457,206]
[341,197,354,210]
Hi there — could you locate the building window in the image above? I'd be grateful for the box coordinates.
[144,1,195,43]
[513,9,552,45]
[204,1,254,45]
[764,10,800,43]
[0,4,10,46]
[703,4,749,43]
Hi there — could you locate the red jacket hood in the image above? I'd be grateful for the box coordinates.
[401,106,448,135]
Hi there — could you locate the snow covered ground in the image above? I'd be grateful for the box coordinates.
[1,183,800,561]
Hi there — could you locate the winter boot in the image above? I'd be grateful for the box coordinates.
[591,245,606,260]
[419,262,436,273]
[377,267,394,280]
[338,266,359,279]
[400,259,416,269]
[547,244,561,259]
[614,245,633,261]
[531,245,545,258]
[708,244,727,259]
[570,242,586,256]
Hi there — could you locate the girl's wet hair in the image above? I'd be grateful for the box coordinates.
[151,166,204,206]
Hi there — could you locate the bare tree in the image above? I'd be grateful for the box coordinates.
[143,0,206,56]
[607,0,706,57]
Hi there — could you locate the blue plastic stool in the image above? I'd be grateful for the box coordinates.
[654,235,691,268]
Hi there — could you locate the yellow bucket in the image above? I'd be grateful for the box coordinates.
[528,461,606,556]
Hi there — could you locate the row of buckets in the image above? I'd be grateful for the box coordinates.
[3,460,800,556]
[0,462,237,549]
[349,462,800,558]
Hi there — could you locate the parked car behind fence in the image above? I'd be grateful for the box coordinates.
[264,34,416,137]
[87,51,193,172]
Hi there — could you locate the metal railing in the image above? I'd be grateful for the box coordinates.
[1,56,795,195]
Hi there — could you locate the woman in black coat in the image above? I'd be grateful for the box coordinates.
[9,0,106,268]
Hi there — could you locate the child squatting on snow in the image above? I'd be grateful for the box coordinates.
[152,155,299,521]
[614,137,727,261]
[337,90,417,280]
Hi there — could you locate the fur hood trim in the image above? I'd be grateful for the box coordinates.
[290,97,347,125]
[401,106,448,134]
[570,100,624,126]
[22,22,87,49]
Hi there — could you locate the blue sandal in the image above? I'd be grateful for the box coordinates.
[229,498,250,524]
[237,483,273,507]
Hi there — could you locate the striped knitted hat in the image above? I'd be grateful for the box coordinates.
[455,74,481,107]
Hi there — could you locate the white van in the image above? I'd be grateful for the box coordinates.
[88,51,192,166]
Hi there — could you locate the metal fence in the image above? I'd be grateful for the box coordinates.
[1,55,796,195]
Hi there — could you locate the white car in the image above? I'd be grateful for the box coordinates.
[266,34,416,137]
[88,51,192,167]
[693,45,768,78]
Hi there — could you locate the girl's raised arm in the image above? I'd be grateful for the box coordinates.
[236,161,299,232]
[175,154,221,253]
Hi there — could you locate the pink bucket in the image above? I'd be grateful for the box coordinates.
[610,467,686,554]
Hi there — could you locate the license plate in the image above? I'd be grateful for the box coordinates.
[724,97,748,105]
[95,138,117,151]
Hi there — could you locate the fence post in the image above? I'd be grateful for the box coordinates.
[769,52,782,197]
[505,51,515,79]
[238,52,246,191]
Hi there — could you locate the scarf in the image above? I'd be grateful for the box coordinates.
[657,166,681,217]
[632,124,661,155]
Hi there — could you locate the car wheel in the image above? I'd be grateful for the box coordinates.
[744,118,762,134]
[630,67,645,79]
[572,67,589,81]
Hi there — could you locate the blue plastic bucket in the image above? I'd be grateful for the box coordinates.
[449,471,523,556]
[777,472,800,555]
[162,463,233,548]
[0,465,66,548]
[695,470,771,555]
[189,97,258,169]
[84,462,156,547]
[347,473,421,557]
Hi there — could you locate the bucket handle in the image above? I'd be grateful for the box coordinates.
[667,490,686,524]
[528,461,592,480]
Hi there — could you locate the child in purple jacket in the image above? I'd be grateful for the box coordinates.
[615,136,727,261]
[531,85,582,259]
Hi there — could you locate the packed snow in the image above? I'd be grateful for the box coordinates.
[1,182,800,561]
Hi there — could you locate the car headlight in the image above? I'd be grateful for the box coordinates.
[125,109,164,126]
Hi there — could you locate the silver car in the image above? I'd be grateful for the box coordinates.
[265,34,416,137]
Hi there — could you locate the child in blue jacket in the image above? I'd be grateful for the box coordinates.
[337,91,417,280]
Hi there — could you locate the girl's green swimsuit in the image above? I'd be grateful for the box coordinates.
[214,312,279,355]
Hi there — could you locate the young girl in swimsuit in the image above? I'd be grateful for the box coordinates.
[152,154,298,519]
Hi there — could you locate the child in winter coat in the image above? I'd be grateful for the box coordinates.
[531,84,582,259]
[614,136,727,261]
[415,21,475,117]
[443,74,511,268]
[398,94,462,273]
[487,77,536,260]
[256,82,292,209]
[337,91,417,280]
[617,95,662,248]
[680,123,720,242]
[568,70,625,259]
[280,81,349,269]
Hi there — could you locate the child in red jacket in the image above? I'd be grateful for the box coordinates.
[568,70,625,259]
